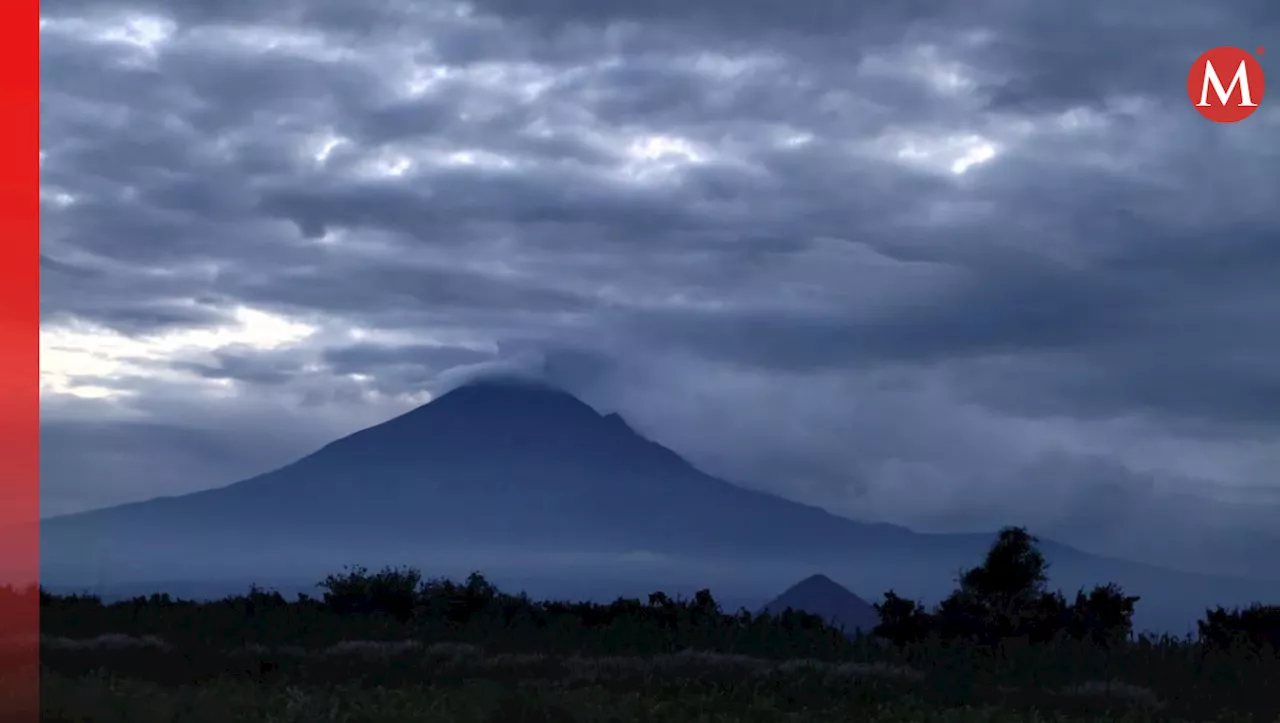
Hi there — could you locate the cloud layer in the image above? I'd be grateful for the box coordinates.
[39,0,1280,575]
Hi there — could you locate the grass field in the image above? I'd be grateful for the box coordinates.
[35,614,1280,723]
[37,635,1269,723]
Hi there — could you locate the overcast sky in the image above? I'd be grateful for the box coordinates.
[38,0,1280,562]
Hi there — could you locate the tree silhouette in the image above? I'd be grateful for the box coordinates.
[872,590,932,646]
[873,526,1139,648]
[938,527,1052,643]
[957,527,1049,610]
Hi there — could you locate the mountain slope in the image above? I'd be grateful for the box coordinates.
[40,378,1280,632]
[42,380,926,561]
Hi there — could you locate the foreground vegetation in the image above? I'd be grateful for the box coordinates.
[25,528,1280,722]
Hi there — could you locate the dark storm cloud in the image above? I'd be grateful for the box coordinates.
[169,348,308,387]
[322,344,493,374]
[40,254,236,334]
[226,255,596,320]
[465,0,1279,113]
[37,0,1280,575]
[462,0,952,39]
[624,250,1142,367]
[254,166,714,245]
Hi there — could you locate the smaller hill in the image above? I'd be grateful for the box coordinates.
[759,574,880,634]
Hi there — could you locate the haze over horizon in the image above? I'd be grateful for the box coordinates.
[39,0,1280,580]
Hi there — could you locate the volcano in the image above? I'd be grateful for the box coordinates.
[39,378,1280,632]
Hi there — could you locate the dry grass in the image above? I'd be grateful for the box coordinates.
[1056,681,1165,710]
[38,634,1274,723]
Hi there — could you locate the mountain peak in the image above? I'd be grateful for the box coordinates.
[760,573,879,633]
[421,377,604,424]
[279,376,615,470]
[450,374,564,395]
[445,376,577,401]
[792,573,841,590]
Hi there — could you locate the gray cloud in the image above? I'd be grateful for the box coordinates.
[37,0,1280,576]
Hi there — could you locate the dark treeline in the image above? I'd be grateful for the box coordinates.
[25,527,1280,719]
[38,571,856,662]
[869,528,1279,655]
[27,527,1279,657]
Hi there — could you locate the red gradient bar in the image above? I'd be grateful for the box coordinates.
[0,2,41,721]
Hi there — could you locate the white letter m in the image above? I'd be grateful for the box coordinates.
[1197,59,1258,107]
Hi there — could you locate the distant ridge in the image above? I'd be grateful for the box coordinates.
[759,574,880,634]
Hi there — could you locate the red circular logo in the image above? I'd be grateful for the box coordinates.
[1188,46,1265,123]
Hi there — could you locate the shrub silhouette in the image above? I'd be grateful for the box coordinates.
[1199,603,1280,653]
[297,567,846,658]
[872,591,933,647]
[1066,583,1141,647]
[319,565,422,621]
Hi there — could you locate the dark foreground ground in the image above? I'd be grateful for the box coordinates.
[35,635,1273,723]
[34,612,1280,723]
